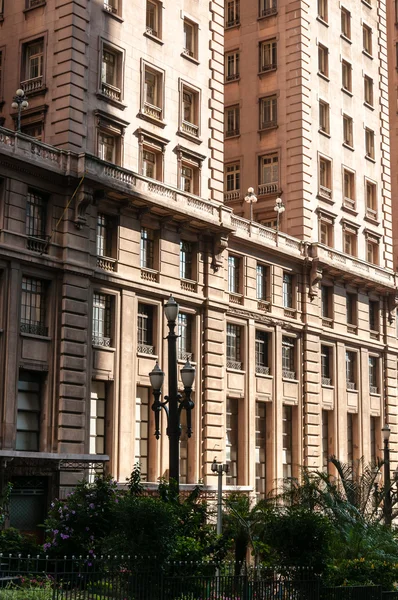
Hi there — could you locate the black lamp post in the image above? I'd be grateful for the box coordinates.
[11,89,29,132]
[382,424,392,527]
[211,458,229,536]
[149,295,195,492]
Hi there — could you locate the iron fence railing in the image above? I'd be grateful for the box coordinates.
[0,557,396,600]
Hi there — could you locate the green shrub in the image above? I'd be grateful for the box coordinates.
[324,558,398,591]
[0,528,40,556]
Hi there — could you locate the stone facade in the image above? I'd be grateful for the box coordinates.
[0,0,397,528]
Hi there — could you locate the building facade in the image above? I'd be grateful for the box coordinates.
[0,0,397,531]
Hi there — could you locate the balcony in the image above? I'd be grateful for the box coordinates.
[322,377,332,386]
[20,322,48,337]
[258,182,278,195]
[256,365,270,375]
[319,185,332,200]
[346,381,356,391]
[370,385,378,395]
[180,279,197,293]
[224,190,240,202]
[92,335,111,347]
[140,268,159,283]
[27,236,48,254]
[257,300,271,312]
[143,102,162,121]
[284,308,296,319]
[138,344,155,355]
[227,360,242,370]
[20,77,44,94]
[283,370,296,380]
[229,292,243,305]
[182,48,195,58]
[97,256,116,272]
[178,351,193,362]
[101,82,121,102]
[181,121,199,137]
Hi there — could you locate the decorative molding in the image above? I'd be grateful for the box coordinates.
[75,186,94,229]
[211,232,228,272]
[226,306,293,329]
[309,259,322,300]
[388,292,398,324]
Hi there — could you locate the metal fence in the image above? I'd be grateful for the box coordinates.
[0,556,396,600]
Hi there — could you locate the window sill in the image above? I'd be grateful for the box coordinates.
[143,31,164,45]
[317,192,334,205]
[341,203,358,216]
[364,101,374,111]
[282,377,299,383]
[137,351,158,359]
[362,50,373,60]
[258,67,277,77]
[225,76,241,84]
[317,72,330,82]
[92,344,116,352]
[322,317,334,328]
[346,387,358,393]
[181,279,198,293]
[23,2,46,14]
[20,332,51,341]
[137,110,166,128]
[255,371,272,379]
[369,391,380,397]
[257,11,278,21]
[96,92,127,111]
[342,142,354,152]
[364,213,379,225]
[319,129,331,138]
[316,16,328,27]
[224,23,240,31]
[177,129,202,145]
[342,87,353,97]
[365,154,376,163]
[347,325,358,335]
[321,383,334,389]
[340,34,352,44]
[181,52,200,65]
[370,331,380,340]
[141,268,159,283]
[283,308,297,319]
[258,125,278,133]
[102,8,123,22]
[361,0,372,7]
[224,133,241,140]
[226,367,245,373]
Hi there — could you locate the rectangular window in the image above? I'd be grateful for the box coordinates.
[318,44,329,78]
[16,371,41,452]
[342,60,352,93]
[363,24,372,55]
[225,163,240,195]
[225,105,240,138]
[255,330,269,375]
[283,273,293,308]
[101,46,122,102]
[369,356,378,394]
[21,123,43,141]
[96,213,113,258]
[226,398,238,485]
[144,66,163,121]
[322,410,329,472]
[90,381,106,455]
[20,277,47,336]
[343,115,353,147]
[227,324,242,370]
[370,416,377,465]
[364,75,373,107]
[341,7,351,39]
[346,292,357,326]
[366,180,377,219]
[92,292,112,347]
[343,169,355,207]
[142,149,158,180]
[321,285,331,319]
[140,227,154,270]
[343,228,356,256]
[104,0,118,15]
[23,39,44,85]
[135,387,150,480]
[183,19,198,59]
[369,300,379,332]
[321,345,332,386]
[319,218,333,246]
[180,163,198,194]
[282,336,296,379]
[319,157,332,199]
[178,313,193,361]
[26,189,46,240]
[228,255,240,294]
[260,95,277,129]
[256,264,268,301]
[347,413,354,464]
[180,240,193,280]
[365,128,375,159]
[226,0,240,28]
[346,351,356,390]
[259,153,279,194]
[225,51,240,81]
[98,132,117,163]
[137,304,154,353]
[146,0,161,38]
[255,402,267,497]
[318,0,328,22]
[260,0,277,17]
[282,405,293,479]
[181,86,200,137]
[259,39,277,72]
[367,240,378,265]
[319,100,330,134]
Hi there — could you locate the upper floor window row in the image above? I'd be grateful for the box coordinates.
[225,0,277,27]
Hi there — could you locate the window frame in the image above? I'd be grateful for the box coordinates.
[225,50,240,82]
[226,323,243,370]
[20,36,46,94]
[259,95,277,130]
[255,330,270,375]
[362,23,372,56]
[146,0,162,39]
[341,6,351,39]
[92,292,113,347]
[282,336,296,380]
[183,18,199,61]
[342,59,352,93]
[318,155,332,200]
[141,60,165,124]
[225,104,240,138]
[364,75,374,107]
[343,114,353,148]
[345,350,357,390]
[365,128,375,160]
[20,276,48,337]
[259,152,279,194]
[137,303,155,354]
[321,345,332,386]
[259,39,277,72]
[343,168,356,209]
[99,41,124,105]
[318,44,329,78]
[179,80,201,139]
[319,100,330,135]
[365,179,377,219]
[225,0,240,28]
[317,0,328,23]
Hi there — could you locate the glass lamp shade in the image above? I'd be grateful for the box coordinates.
[21,100,29,109]
[16,89,24,97]
[382,424,391,442]
[374,470,382,485]
[164,295,179,322]
[149,363,165,391]
[11,102,18,109]
[180,360,195,388]
[211,458,218,473]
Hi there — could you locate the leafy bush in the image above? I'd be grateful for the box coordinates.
[324,558,398,591]
[0,578,53,600]
[0,528,40,556]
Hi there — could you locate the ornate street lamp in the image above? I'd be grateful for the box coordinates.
[149,295,195,492]
[273,196,285,233]
[11,89,29,132]
[244,187,258,222]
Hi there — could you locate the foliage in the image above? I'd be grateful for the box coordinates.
[43,475,119,557]
[324,558,398,590]
[0,577,53,600]
[0,528,40,556]
[126,462,144,496]
[0,483,12,530]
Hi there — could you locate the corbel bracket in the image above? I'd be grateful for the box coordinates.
[74,186,94,229]
[211,232,229,272]
[388,292,398,324]
[309,259,322,300]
